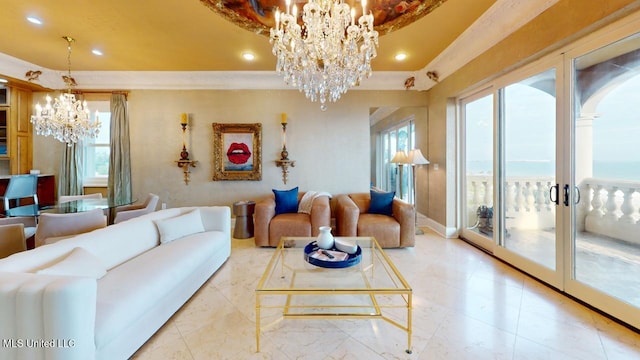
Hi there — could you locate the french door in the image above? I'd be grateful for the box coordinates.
[460,60,562,288]
[459,12,640,328]
[565,21,640,326]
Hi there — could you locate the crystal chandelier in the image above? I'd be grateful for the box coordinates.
[30,36,100,144]
[270,0,379,111]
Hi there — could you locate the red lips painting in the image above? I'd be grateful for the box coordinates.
[213,123,261,181]
[222,132,254,171]
[227,142,251,164]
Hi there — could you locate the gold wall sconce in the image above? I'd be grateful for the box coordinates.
[275,113,295,184]
[176,113,198,185]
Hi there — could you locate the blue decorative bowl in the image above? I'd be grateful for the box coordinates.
[303,241,362,269]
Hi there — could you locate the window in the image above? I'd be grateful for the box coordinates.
[378,118,416,202]
[84,101,110,186]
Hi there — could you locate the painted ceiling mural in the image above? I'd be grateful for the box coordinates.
[200,0,448,36]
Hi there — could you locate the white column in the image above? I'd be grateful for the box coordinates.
[575,113,597,185]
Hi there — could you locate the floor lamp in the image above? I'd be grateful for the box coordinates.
[408,149,430,235]
[390,150,408,199]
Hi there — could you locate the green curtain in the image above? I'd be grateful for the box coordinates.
[58,142,84,196]
[108,93,132,203]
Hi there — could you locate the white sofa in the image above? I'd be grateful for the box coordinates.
[0,206,231,360]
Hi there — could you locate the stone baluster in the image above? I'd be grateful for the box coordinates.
[535,181,546,212]
[589,184,604,218]
[483,180,493,208]
[524,182,534,212]
[575,182,590,232]
[546,181,554,210]
[471,180,480,210]
[505,181,516,212]
[619,187,636,224]
[579,182,591,212]
[514,181,524,212]
[604,185,620,221]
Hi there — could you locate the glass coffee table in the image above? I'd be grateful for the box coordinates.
[255,236,412,353]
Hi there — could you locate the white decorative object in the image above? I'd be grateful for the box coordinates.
[316,225,334,250]
[30,36,101,144]
[269,0,379,110]
[154,208,205,244]
[334,238,358,254]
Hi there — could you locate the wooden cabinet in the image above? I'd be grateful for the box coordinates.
[0,108,7,157]
[0,85,33,175]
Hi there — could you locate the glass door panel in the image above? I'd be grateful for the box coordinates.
[461,93,495,249]
[397,125,410,202]
[573,33,640,308]
[388,130,397,194]
[501,69,557,270]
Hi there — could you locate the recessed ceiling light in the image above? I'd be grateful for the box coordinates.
[242,52,255,61]
[0,78,8,84]
[26,16,42,25]
[92,49,103,56]
[395,53,407,61]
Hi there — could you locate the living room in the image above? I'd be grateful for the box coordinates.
[2,0,640,359]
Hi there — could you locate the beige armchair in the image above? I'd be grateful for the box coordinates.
[254,192,331,247]
[113,193,159,224]
[35,209,107,247]
[335,193,415,248]
[0,223,27,258]
[0,216,37,249]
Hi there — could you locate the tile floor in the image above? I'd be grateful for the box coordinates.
[131,228,640,359]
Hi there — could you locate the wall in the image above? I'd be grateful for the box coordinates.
[32,89,427,210]
[425,0,640,235]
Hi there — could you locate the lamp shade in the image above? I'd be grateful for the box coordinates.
[390,150,409,164]
[408,149,430,165]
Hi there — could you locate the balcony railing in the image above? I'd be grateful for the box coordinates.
[467,176,640,244]
[581,178,640,244]
[467,176,556,230]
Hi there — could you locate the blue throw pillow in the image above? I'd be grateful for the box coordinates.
[273,187,299,215]
[368,190,395,216]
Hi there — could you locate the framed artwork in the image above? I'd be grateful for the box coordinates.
[212,123,262,181]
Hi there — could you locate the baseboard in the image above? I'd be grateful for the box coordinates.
[422,217,459,238]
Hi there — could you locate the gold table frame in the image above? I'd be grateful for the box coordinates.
[255,237,413,353]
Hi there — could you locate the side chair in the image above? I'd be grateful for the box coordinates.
[113,193,160,224]
[35,208,107,247]
[0,223,27,258]
[1,174,39,218]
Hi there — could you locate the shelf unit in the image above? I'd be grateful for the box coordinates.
[0,86,9,174]
[0,108,7,156]
[0,85,33,176]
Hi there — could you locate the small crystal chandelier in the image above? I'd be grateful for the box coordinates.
[30,36,100,145]
[270,0,379,111]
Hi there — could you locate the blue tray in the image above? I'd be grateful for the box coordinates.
[303,241,362,269]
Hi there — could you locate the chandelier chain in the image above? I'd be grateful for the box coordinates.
[66,36,73,83]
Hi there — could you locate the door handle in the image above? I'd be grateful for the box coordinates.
[550,184,559,205]
[561,184,581,206]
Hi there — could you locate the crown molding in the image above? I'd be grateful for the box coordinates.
[0,52,418,92]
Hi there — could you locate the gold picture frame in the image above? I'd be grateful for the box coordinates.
[212,123,262,181]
